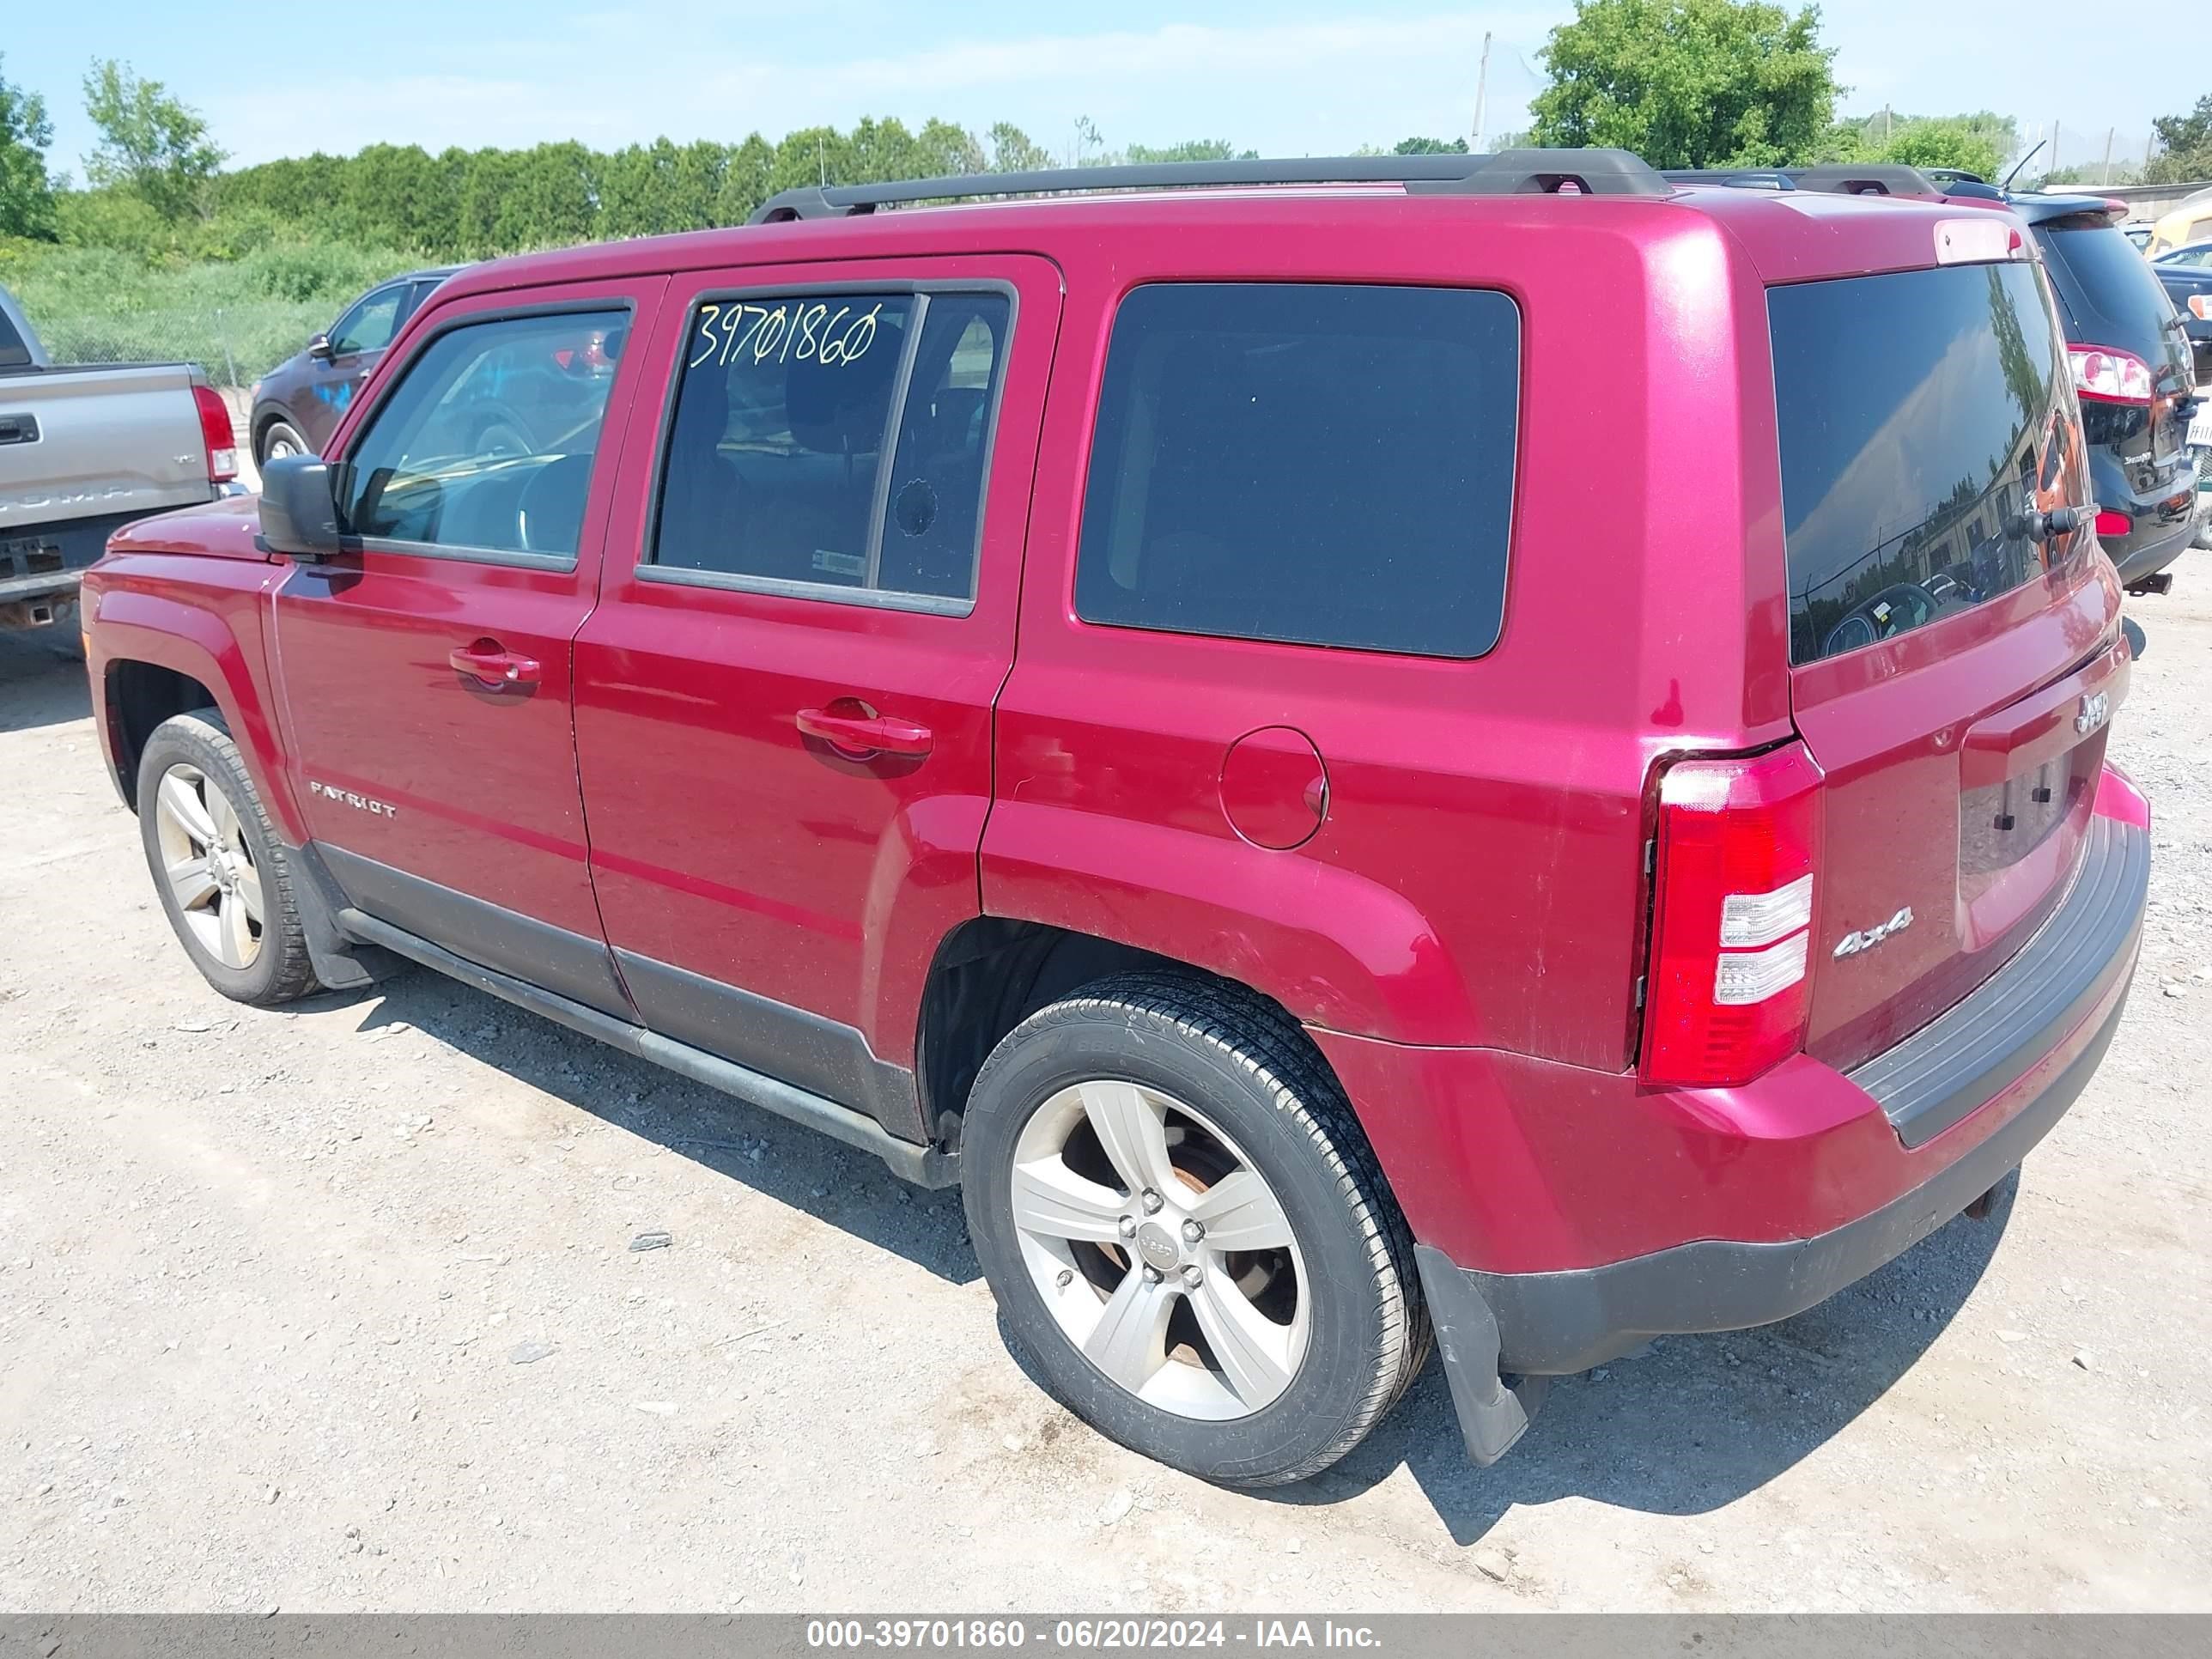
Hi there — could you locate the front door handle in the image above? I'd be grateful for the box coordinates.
[796,705,933,758]
[449,641,541,689]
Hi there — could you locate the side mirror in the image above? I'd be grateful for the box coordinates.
[307,333,335,362]
[258,454,343,561]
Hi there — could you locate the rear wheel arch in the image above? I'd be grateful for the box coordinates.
[254,410,310,464]
[916,920,1368,1157]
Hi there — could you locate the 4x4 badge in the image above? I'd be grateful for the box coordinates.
[2075,690,2111,736]
[1834,907,1913,959]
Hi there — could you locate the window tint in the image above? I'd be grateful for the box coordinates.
[650,290,1010,605]
[2034,224,2180,361]
[1769,262,2071,665]
[338,308,627,561]
[330,286,405,356]
[1073,283,1520,659]
[0,304,27,370]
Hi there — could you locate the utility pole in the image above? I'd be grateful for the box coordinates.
[1473,32,1492,153]
[1883,105,1892,144]
[2101,126,2114,186]
[2051,120,2060,182]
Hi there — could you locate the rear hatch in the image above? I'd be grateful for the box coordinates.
[1769,252,2126,1071]
[2034,212,2197,496]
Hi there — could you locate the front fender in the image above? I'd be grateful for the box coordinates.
[980,800,1479,1045]
[84,554,300,841]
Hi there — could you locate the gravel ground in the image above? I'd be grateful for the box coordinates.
[1,562,2208,1613]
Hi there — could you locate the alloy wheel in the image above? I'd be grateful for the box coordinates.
[153,763,264,971]
[1009,1079,1310,1419]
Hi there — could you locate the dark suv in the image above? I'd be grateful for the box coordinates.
[248,267,459,464]
[83,150,2149,1486]
[2022,194,2202,590]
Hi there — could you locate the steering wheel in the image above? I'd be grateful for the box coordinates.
[515,453,594,556]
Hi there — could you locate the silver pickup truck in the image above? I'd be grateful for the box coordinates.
[1,283,240,645]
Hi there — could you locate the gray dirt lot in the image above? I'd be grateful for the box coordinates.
[2,566,2209,1614]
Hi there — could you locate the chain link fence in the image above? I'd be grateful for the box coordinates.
[34,299,330,392]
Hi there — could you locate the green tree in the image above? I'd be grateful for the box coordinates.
[1823,110,2014,180]
[1394,136,1470,155]
[711,134,774,224]
[1528,0,1839,169]
[1875,118,2003,181]
[0,54,58,240]
[987,122,1054,173]
[1126,139,1253,162]
[339,143,458,249]
[2146,94,2212,185]
[81,58,225,221]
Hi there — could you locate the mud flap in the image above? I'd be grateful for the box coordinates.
[1413,1243,1552,1466]
[287,840,397,993]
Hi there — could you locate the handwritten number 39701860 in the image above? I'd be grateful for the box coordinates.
[689,301,884,372]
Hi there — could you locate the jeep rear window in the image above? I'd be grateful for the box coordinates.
[1074,283,1520,659]
[1769,262,2071,665]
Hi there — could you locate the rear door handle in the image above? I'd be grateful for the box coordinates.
[449,642,541,688]
[796,706,933,757]
[0,413,37,446]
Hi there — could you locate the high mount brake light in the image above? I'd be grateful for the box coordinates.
[1934,218,2024,264]
[1640,744,1824,1089]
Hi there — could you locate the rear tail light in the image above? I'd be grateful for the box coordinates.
[2069,343,2154,404]
[1640,744,1824,1088]
[191,384,238,483]
[2191,295,2211,322]
[2095,509,2131,539]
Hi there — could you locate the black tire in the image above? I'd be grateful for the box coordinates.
[137,708,320,1006]
[962,972,1429,1486]
[257,419,308,467]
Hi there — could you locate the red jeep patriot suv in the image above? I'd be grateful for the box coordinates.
[82,149,2150,1486]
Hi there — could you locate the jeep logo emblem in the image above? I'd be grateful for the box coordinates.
[2075,691,2111,736]
[1834,907,1914,959]
[1134,1223,1180,1272]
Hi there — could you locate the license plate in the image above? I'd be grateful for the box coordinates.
[2191,406,2212,448]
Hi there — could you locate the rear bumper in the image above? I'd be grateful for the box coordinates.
[2101,465,2202,586]
[1316,782,2148,1460]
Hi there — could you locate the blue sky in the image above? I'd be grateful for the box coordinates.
[4,2,2180,177]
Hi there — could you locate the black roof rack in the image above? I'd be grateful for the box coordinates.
[747,147,1672,224]
[1662,163,1943,199]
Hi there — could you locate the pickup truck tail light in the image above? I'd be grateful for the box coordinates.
[1639,744,1824,1089]
[2069,343,2153,404]
[191,384,238,483]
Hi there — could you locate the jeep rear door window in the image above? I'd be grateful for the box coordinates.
[337,307,628,562]
[1769,261,2071,665]
[648,289,1011,606]
[1073,283,1520,659]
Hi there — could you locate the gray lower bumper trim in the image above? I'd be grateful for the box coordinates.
[1851,813,2148,1147]
[1441,963,2132,1380]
